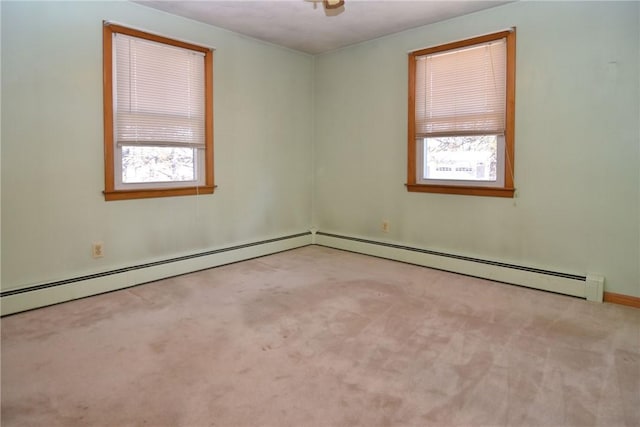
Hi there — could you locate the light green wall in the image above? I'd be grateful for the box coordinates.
[314,1,640,297]
[1,1,313,289]
[2,1,639,299]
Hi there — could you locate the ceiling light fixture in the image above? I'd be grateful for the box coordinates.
[324,0,345,10]
[306,0,346,16]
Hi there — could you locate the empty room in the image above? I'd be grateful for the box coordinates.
[1,0,639,426]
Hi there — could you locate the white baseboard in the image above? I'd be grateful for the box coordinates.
[2,230,605,316]
[1,232,312,316]
[314,231,603,302]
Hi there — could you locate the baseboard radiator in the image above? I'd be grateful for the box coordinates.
[314,231,604,303]
[1,232,313,316]
[0,230,607,316]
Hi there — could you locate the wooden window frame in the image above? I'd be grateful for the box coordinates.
[406,29,516,198]
[102,23,214,201]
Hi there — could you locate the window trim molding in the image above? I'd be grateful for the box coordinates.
[102,23,215,201]
[406,29,516,198]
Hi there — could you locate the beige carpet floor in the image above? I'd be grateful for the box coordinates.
[1,246,639,426]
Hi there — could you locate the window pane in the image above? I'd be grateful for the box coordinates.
[423,136,497,181]
[121,146,196,183]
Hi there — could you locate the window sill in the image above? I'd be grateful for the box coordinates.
[405,183,515,198]
[104,185,215,201]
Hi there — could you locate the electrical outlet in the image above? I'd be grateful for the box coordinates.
[92,242,104,259]
[382,220,390,233]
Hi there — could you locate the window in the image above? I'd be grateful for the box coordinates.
[407,29,515,197]
[103,23,214,201]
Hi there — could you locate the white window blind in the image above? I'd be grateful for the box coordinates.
[114,33,205,148]
[415,38,506,138]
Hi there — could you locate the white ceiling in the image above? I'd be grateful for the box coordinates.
[134,0,511,54]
